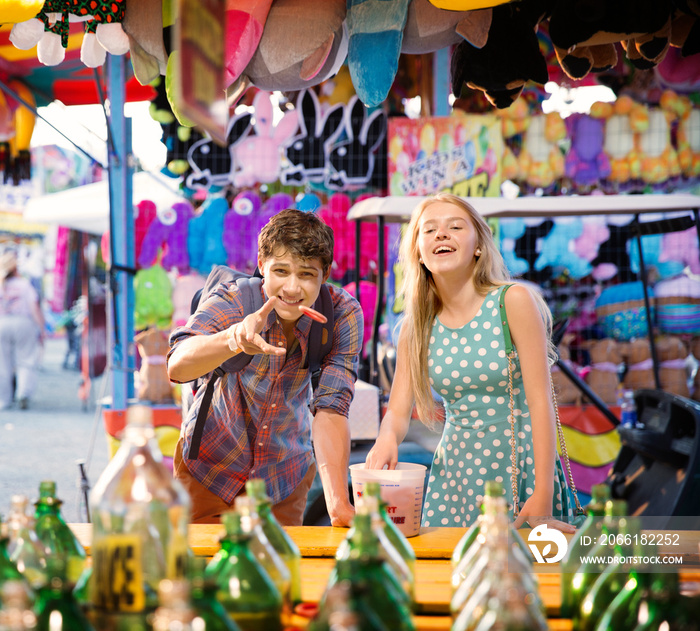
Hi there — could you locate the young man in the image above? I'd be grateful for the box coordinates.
[167,209,362,527]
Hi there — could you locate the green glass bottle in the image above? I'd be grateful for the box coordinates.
[362,481,416,586]
[187,557,241,631]
[576,515,640,631]
[568,498,627,622]
[326,513,414,631]
[334,496,413,607]
[560,483,611,618]
[206,511,282,631]
[0,520,25,589]
[632,571,688,631]
[5,496,47,590]
[89,405,190,629]
[233,496,291,612]
[33,481,86,586]
[0,579,37,630]
[245,478,302,606]
[34,558,96,631]
[308,580,388,631]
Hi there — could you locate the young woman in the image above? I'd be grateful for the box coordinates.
[365,193,575,532]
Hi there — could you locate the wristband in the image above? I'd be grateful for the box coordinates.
[227,324,241,354]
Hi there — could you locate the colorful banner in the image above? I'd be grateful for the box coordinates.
[388,114,503,197]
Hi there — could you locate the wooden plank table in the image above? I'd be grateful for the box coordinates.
[69,525,700,629]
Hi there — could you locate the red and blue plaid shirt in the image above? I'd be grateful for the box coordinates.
[168,282,362,504]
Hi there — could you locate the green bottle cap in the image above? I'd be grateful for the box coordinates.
[604,499,628,517]
[245,478,268,500]
[484,480,504,497]
[38,481,57,498]
[364,481,381,497]
[590,484,611,502]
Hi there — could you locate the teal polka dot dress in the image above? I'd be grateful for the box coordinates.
[421,286,574,528]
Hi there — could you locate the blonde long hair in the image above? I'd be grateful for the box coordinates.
[397,193,554,424]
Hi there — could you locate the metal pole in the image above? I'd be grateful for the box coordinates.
[107,54,135,409]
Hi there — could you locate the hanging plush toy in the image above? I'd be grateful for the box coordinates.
[534,217,591,279]
[187,196,228,275]
[593,96,649,189]
[224,0,274,88]
[10,0,129,68]
[137,201,194,273]
[676,95,700,181]
[517,111,567,190]
[134,261,174,331]
[564,111,611,188]
[222,190,263,273]
[638,90,683,187]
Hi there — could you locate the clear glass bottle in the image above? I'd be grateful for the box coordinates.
[206,510,282,631]
[89,405,191,627]
[335,495,414,605]
[0,580,37,631]
[33,481,86,586]
[5,496,47,591]
[451,480,503,568]
[233,496,291,615]
[560,483,611,617]
[151,580,195,631]
[451,496,540,618]
[245,478,302,606]
[33,558,95,631]
[326,512,414,631]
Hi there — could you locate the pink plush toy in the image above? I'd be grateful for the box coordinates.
[232,91,299,187]
[224,0,274,88]
[137,201,194,273]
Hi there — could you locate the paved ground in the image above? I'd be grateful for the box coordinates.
[0,336,111,523]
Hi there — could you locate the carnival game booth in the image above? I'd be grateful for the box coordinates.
[347,192,700,512]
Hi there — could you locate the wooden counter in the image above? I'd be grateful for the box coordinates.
[69,524,700,629]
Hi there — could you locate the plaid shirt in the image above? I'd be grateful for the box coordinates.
[168,282,362,504]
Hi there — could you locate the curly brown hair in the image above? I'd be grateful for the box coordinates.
[258,209,334,274]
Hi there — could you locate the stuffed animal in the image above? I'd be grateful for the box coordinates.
[346,0,411,107]
[241,0,347,94]
[564,111,611,188]
[676,96,700,180]
[134,327,174,404]
[137,201,194,273]
[187,196,228,275]
[232,91,298,187]
[517,111,567,190]
[552,332,583,406]
[224,0,274,88]
[638,90,682,186]
[656,335,691,398]
[171,272,206,328]
[10,0,130,67]
[691,336,700,401]
[658,230,700,277]
[134,263,174,331]
[595,281,654,341]
[450,2,550,108]
[621,338,656,392]
[222,190,262,273]
[121,0,170,85]
[584,338,624,406]
[654,273,700,335]
[401,0,475,54]
[592,97,649,188]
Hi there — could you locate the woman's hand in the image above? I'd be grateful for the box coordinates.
[513,492,576,534]
[364,433,399,470]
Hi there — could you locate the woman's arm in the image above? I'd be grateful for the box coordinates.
[364,329,415,470]
[506,284,575,533]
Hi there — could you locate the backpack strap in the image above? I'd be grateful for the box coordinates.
[187,277,263,460]
[304,284,334,391]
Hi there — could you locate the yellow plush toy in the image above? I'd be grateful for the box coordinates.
[677,96,700,179]
[592,96,649,186]
[517,111,567,189]
[638,90,682,186]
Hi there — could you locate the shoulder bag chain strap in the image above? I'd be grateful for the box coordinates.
[502,285,584,518]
